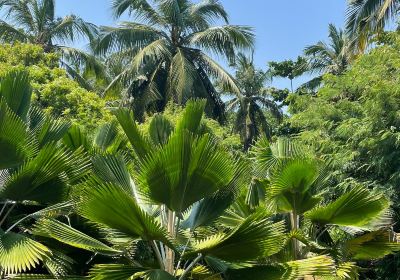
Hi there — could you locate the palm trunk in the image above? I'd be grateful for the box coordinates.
[165,209,176,274]
[290,211,300,260]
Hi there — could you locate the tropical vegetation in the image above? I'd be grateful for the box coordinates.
[1,0,400,279]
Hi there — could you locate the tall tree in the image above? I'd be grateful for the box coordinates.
[96,0,255,122]
[0,0,101,89]
[346,0,399,51]
[302,24,354,90]
[225,53,282,151]
[267,56,307,93]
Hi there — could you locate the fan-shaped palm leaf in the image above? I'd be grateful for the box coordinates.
[185,212,286,261]
[0,230,51,275]
[32,219,121,256]
[305,185,390,229]
[78,181,172,246]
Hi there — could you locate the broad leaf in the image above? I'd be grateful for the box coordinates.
[186,212,285,261]
[137,132,235,213]
[305,186,390,229]
[0,70,31,121]
[78,181,172,246]
[0,230,51,275]
[33,219,121,256]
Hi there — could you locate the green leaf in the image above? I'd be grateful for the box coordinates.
[182,160,249,230]
[0,230,51,275]
[268,158,321,214]
[343,230,400,260]
[175,99,207,134]
[0,100,33,169]
[225,255,335,280]
[78,181,172,246]
[89,264,144,280]
[149,114,174,146]
[0,70,31,121]
[33,219,121,256]
[93,121,126,153]
[63,125,91,151]
[186,211,286,261]
[114,108,153,160]
[137,131,235,213]
[0,144,90,204]
[134,269,176,280]
[92,153,134,195]
[305,186,390,229]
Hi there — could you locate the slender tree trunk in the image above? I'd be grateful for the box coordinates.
[290,79,294,93]
[290,211,300,260]
[165,209,176,274]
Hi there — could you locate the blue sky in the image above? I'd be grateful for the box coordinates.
[56,0,347,89]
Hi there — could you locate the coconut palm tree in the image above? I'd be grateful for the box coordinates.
[346,0,399,51]
[96,0,255,122]
[225,53,282,151]
[302,24,355,90]
[0,0,102,89]
[232,137,400,278]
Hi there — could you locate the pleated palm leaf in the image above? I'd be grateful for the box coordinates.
[346,0,399,52]
[302,24,355,90]
[0,70,95,277]
[0,0,103,89]
[225,53,282,150]
[36,99,308,279]
[243,137,400,278]
[96,0,255,122]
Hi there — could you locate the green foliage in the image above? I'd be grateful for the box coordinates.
[140,102,242,152]
[0,43,112,131]
[289,32,400,204]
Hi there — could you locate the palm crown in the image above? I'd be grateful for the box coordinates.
[302,24,354,90]
[346,0,399,51]
[96,0,255,122]
[225,53,282,150]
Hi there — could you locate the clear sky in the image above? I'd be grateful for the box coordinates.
[56,0,347,89]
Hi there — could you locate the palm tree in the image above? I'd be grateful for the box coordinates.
[234,137,400,278]
[302,24,354,90]
[96,0,255,122]
[346,0,399,51]
[0,70,98,277]
[225,53,282,151]
[0,0,102,89]
[19,100,339,279]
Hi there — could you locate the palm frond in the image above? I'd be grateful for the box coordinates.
[225,255,336,280]
[305,186,390,230]
[343,229,400,260]
[33,219,121,256]
[0,100,33,169]
[91,153,134,195]
[0,19,28,42]
[0,70,31,121]
[96,22,164,55]
[175,99,206,134]
[0,144,90,204]
[78,181,172,246]
[189,25,254,61]
[0,230,51,275]
[149,114,174,146]
[186,211,286,261]
[137,131,235,213]
[111,0,163,25]
[114,108,153,159]
[196,53,241,95]
[88,264,144,280]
